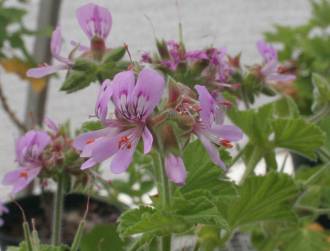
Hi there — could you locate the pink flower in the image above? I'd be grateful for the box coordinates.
[165,154,187,185]
[74,3,112,52]
[76,3,112,41]
[27,27,72,78]
[193,85,243,169]
[0,200,8,226]
[74,68,165,173]
[257,40,295,84]
[2,131,51,194]
[257,40,277,63]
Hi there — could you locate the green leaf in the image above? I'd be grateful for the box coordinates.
[279,226,330,251]
[216,172,298,228]
[102,47,126,63]
[272,118,325,160]
[80,224,124,251]
[81,121,103,132]
[311,73,330,112]
[60,70,97,93]
[118,206,189,237]
[180,140,230,194]
[72,59,98,72]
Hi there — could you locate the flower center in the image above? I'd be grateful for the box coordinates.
[219,139,233,148]
[118,136,132,149]
[19,171,29,180]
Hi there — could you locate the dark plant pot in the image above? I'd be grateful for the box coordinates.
[0,193,120,250]
[291,152,322,169]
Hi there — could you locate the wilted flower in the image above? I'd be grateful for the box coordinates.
[0,200,9,226]
[193,85,243,169]
[74,68,165,173]
[27,27,72,78]
[164,154,187,185]
[2,131,51,194]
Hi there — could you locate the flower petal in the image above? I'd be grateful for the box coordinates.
[198,134,225,169]
[3,167,41,194]
[165,154,187,185]
[111,70,135,111]
[81,158,97,170]
[257,40,277,63]
[131,68,165,118]
[76,3,112,40]
[110,145,136,174]
[195,85,223,126]
[44,117,59,132]
[51,26,62,58]
[95,79,112,121]
[210,125,243,142]
[73,127,115,151]
[27,64,68,78]
[142,127,153,154]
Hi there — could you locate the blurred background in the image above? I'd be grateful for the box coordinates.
[0,0,310,193]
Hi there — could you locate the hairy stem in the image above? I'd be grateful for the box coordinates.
[51,172,65,245]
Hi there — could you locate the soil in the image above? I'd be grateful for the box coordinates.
[0,193,121,246]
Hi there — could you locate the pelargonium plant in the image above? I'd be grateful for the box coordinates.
[1,2,330,251]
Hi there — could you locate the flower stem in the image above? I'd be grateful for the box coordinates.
[154,151,172,251]
[239,147,263,185]
[51,172,65,245]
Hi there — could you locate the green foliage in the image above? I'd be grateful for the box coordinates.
[312,73,330,112]
[60,46,129,93]
[80,224,125,251]
[229,100,325,172]
[7,242,69,251]
[264,0,330,114]
[217,172,298,228]
[272,118,325,160]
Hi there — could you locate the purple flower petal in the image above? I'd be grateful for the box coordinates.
[209,125,243,142]
[73,127,115,151]
[44,117,59,132]
[131,68,165,118]
[142,127,153,154]
[111,70,135,111]
[81,158,97,170]
[195,85,224,126]
[95,79,113,121]
[2,167,41,194]
[76,3,112,40]
[198,134,225,169]
[27,64,68,78]
[110,145,136,174]
[51,26,62,57]
[165,154,187,185]
[257,40,277,63]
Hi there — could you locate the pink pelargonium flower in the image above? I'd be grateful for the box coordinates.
[165,154,187,185]
[2,130,51,194]
[193,85,243,169]
[257,40,295,84]
[73,3,112,52]
[76,3,112,41]
[257,40,277,63]
[74,68,165,173]
[27,26,72,78]
[0,200,9,226]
